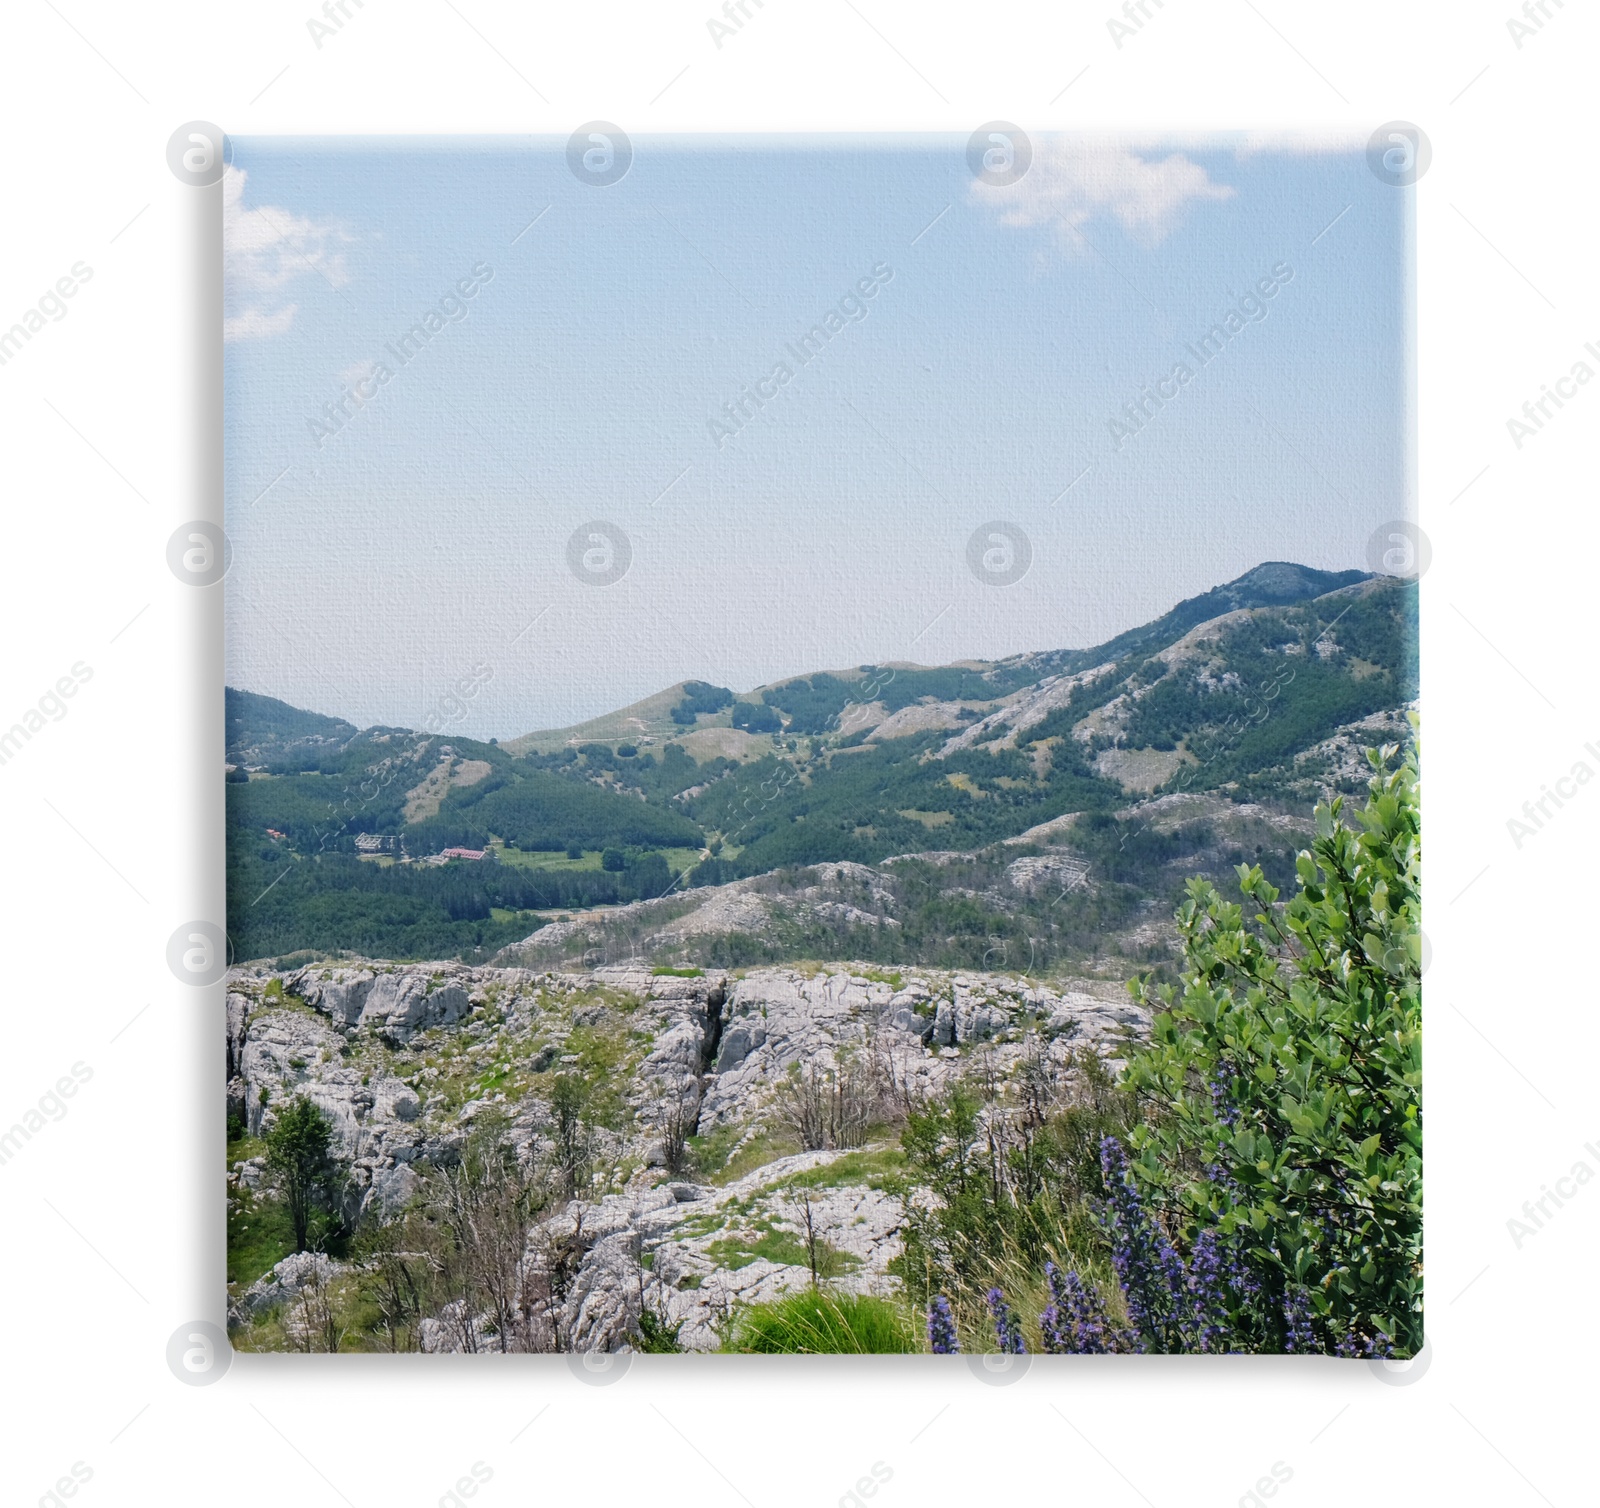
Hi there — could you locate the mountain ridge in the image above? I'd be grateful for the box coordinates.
[228,561,1375,762]
[504,561,1372,752]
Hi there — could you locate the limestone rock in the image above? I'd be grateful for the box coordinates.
[226,958,1150,1351]
[358,972,472,1043]
[233,1250,336,1322]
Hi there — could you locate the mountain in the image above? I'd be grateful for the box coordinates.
[225,688,359,768]
[503,562,1374,752]
[1038,560,1372,677]
[501,682,693,758]
[224,562,1416,966]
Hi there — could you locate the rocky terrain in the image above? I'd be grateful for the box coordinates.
[223,563,1417,1350]
[226,958,1148,1351]
[491,785,1338,975]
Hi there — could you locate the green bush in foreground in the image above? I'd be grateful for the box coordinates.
[1126,735,1423,1353]
[909,733,1422,1356]
[721,1292,919,1353]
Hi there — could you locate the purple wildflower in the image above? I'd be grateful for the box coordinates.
[1332,1326,1397,1359]
[1100,1136,1181,1351]
[1185,1229,1231,1352]
[1209,1061,1240,1129]
[987,1287,1026,1353]
[1282,1286,1317,1354]
[1040,1262,1113,1354]
[1223,1228,1263,1309]
[927,1295,960,1354]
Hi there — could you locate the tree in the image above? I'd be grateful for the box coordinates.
[264,1096,343,1253]
[671,681,734,725]
[1125,735,1422,1354]
[657,1080,697,1174]
[548,1074,591,1196]
[731,701,781,733]
[774,1058,874,1152]
[799,1189,821,1288]
[421,1124,553,1353]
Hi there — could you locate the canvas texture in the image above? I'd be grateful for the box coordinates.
[223,132,1421,1356]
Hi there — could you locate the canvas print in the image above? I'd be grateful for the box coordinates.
[222,130,1421,1356]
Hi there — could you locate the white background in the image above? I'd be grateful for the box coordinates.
[0,2,1593,1505]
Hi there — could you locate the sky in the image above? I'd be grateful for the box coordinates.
[223,133,1411,740]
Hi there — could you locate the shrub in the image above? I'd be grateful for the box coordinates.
[894,1053,1135,1313]
[548,1073,592,1196]
[902,735,1421,1357]
[410,1124,557,1353]
[1123,736,1422,1354]
[657,1080,698,1174]
[774,1058,875,1151]
[633,1309,685,1352]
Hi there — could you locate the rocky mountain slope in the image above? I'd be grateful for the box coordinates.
[225,565,1417,967]
[226,958,1146,1351]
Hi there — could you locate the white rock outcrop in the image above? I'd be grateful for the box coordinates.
[227,960,1148,1350]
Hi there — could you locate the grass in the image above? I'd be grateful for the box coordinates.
[227,1188,295,1287]
[560,1015,651,1127]
[720,1292,921,1354]
[495,846,603,872]
[892,1203,1129,1354]
[704,1218,860,1278]
[229,1269,383,1352]
[898,809,956,829]
[228,1132,269,1167]
[854,968,904,989]
[688,1124,806,1185]
[683,1122,742,1177]
[493,844,705,875]
[490,906,543,924]
[652,965,705,978]
[271,950,323,971]
[227,1126,295,1287]
[766,1144,907,1195]
[248,988,322,1026]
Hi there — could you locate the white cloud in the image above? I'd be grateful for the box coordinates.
[224,305,299,343]
[971,137,1235,251]
[223,164,350,339]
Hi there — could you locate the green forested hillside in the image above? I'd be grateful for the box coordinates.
[225,687,359,765]
[225,566,1416,963]
[415,768,704,852]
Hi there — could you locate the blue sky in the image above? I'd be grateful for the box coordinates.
[223,134,1409,739]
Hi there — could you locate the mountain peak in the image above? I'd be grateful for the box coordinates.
[1213,561,1370,607]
